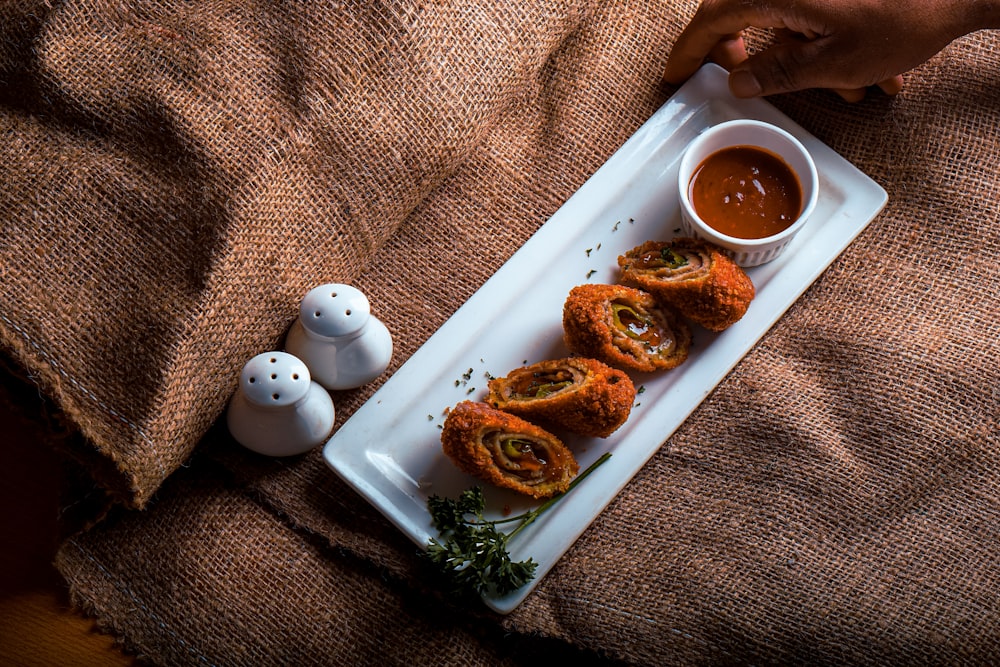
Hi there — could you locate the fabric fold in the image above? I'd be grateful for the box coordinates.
[0,0,612,507]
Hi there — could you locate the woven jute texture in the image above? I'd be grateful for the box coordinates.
[4,0,627,508]
[3,0,999,664]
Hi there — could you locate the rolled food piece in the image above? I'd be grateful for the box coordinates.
[441,401,579,499]
[486,357,635,438]
[562,283,691,373]
[617,237,755,331]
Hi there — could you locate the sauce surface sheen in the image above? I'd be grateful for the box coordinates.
[689,145,802,239]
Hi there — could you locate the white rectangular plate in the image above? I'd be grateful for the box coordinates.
[323,63,888,614]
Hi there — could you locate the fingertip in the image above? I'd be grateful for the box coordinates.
[879,75,905,96]
[662,58,700,86]
[832,87,867,103]
[661,67,684,86]
[708,34,748,70]
[729,68,762,98]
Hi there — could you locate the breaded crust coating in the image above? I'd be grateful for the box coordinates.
[618,237,755,331]
[486,357,635,438]
[441,401,579,499]
[562,283,691,373]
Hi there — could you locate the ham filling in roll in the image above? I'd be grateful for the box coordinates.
[441,401,579,499]
[487,357,635,438]
[562,283,691,373]
[618,237,755,331]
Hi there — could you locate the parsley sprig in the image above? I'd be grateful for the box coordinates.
[422,452,612,598]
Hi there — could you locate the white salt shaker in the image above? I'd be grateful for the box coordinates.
[226,351,336,456]
[284,284,393,390]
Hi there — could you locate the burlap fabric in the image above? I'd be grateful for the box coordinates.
[3,0,999,664]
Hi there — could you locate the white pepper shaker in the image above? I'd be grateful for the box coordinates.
[226,351,336,456]
[284,284,393,390]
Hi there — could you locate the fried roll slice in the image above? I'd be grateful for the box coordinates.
[486,357,635,438]
[441,401,579,499]
[562,283,691,373]
[617,237,755,331]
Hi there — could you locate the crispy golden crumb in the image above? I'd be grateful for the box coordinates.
[486,357,635,438]
[562,283,691,373]
[441,401,579,499]
[618,237,755,331]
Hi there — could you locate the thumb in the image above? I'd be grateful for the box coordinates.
[728,41,826,97]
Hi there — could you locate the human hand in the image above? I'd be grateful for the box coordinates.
[664,0,996,101]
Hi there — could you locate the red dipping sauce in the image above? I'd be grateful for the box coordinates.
[688,145,803,239]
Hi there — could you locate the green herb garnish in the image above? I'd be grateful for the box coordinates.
[660,246,688,268]
[422,452,612,598]
[528,380,572,398]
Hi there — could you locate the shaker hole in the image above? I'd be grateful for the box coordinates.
[292,373,300,380]
[345,309,352,316]
[272,393,280,401]
[330,292,338,298]
[248,376,256,383]
[313,310,322,318]
[270,373,277,380]
[269,357,277,363]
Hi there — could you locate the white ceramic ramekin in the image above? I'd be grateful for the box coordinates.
[677,119,819,267]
